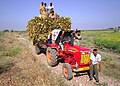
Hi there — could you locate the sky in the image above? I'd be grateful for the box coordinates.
[0,0,120,30]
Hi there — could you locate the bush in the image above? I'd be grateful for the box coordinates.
[3,30,9,32]
[11,30,14,32]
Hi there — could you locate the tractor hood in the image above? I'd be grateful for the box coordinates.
[64,42,90,53]
[65,45,90,53]
[78,46,90,51]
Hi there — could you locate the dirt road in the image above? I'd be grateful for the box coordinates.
[0,32,120,86]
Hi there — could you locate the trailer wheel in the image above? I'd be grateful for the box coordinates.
[35,44,41,54]
[62,63,73,80]
[46,47,58,67]
[33,38,37,45]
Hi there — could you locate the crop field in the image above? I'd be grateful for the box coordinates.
[81,30,120,52]
[95,33,120,53]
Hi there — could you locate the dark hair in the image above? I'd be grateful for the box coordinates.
[44,3,47,6]
[50,2,52,6]
[41,2,44,5]
[51,10,54,14]
[76,30,81,33]
[93,49,97,51]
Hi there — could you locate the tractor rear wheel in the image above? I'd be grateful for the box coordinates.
[62,63,73,80]
[35,44,41,54]
[46,47,58,67]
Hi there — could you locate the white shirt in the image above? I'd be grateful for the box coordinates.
[52,29,61,41]
[48,5,54,10]
[90,53,101,65]
[49,13,56,18]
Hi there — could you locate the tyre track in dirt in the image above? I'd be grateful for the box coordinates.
[18,33,120,86]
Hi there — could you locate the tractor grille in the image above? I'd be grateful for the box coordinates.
[81,54,90,64]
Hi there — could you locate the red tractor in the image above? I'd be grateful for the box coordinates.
[34,30,90,80]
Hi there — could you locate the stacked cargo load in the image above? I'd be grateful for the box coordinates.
[26,5,71,43]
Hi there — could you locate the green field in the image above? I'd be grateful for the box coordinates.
[82,30,120,53]
[95,33,120,53]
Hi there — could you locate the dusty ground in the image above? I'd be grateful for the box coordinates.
[0,32,120,86]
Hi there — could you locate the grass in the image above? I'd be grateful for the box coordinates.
[0,31,67,86]
[101,54,120,80]
[81,30,114,47]
[0,32,4,42]
[95,33,120,53]
[0,32,22,74]
[0,32,11,73]
[2,47,22,57]
[0,57,12,74]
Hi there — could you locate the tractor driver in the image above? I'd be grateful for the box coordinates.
[51,28,61,44]
[48,28,64,51]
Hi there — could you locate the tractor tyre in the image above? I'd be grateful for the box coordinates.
[35,44,41,54]
[46,47,58,67]
[62,63,73,80]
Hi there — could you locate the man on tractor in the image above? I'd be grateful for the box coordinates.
[48,28,64,51]
[74,30,82,46]
[51,28,61,44]
[40,2,45,14]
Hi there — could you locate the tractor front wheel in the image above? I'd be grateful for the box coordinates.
[62,63,73,80]
[46,47,58,67]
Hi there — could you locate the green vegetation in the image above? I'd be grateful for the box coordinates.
[0,32,22,74]
[101,53,120,80]
[81,30,114,47]
[3,30,9,32]
[0,31,68,86]
[82,30,120,53]
[2,47,22,57]
[95,33,120,53]
[0,57,12,73]
[0,32,4,42]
